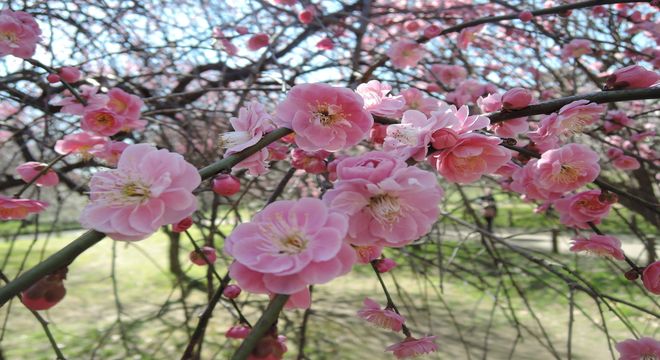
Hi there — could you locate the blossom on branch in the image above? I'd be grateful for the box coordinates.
[79,144,200,241]
[0,9,41,59]
[275,83,373,152]
[225,198,356,296]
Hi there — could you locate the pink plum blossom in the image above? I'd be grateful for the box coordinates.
[457,25,483,49]
[510,159,564,202]
[561,39,593,60]
[0,195,48,220]
[222,101,275,175]
[324,151,443,248]
[267,142,289,161]
[397,88,440,116]
[357,298,405,332]
[81,108,125,136]
[384,110,444,161]
[0,10,41,59]
[316,37,334,50]
[569,234,625,261]
[172,216,193,233]
[298,7,315,24]
[386,40,425,69]
[274,83,373,152]
[370,124,388,145]
[106,88,144,126]
[386,336,439,359]
[616,337,660,360]
[446,79,496,107]
[501,87,533,110]
[528,113,561,151]
[429,133,511,184]
[519,11,534,22]
[355,80,405,117]
[423,24,442,39]
[58,66,81,83]
[89,140,129,167]
[20,268,67,311]
[374,258,397,273]
[613,155,641,170]
[554,190,615,229]
[642,262,660,295]
[49,85,108,116]
[605,65,660,90]
[225,325,251,339]
[428,64,467,87]
[79,144,200,241]
[604,110,634,133]
[488,117,529,138]
[223,284,242,299]
[354,245,383,264]
[247,33,269,51]
[556,100,606,134]
[291,148,329,174]
[477,93,502,113]
[54,132,108,157]
[225,198,356,295]
[532,143,600,193]
[15,162,59,187]
[190,246,217,265]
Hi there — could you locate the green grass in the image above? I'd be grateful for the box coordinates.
[1,226,656,359]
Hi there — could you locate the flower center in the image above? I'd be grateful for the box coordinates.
[562,114,590,135]
[218,131,251,149]
[389,126,418,146]
[0,31,18,45]
[312,102,345,126]
[278,231,308,255]
[122,182,152,202]
[553,164,580,184]
[641,355,657,360]
[576,197,606,211]
[368,194,401,224]
[95,112,116,126]
[453,156,484,172]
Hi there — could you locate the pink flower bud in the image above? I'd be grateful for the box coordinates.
[605,65,660,90]
[172,216,193,233]
[46,73,60,83]
[501,87,532,110]
[247,33,269,51]
[430,128,459,150]
[374,258,397,273]
[223,284,242,299]
[316,37,334,50]
[21,268,67,311]
[642,261,660,295]
[404,20,420,32]
[518,11,534,22]
[189,246,217,266]
[58,66,81,83]
[298,9,314,24]
[423,24,442,38]
[225,324,251,339]
[212,174,241,196]
[235,26,248,35]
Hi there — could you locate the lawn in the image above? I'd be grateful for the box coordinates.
[0,224,656,359]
